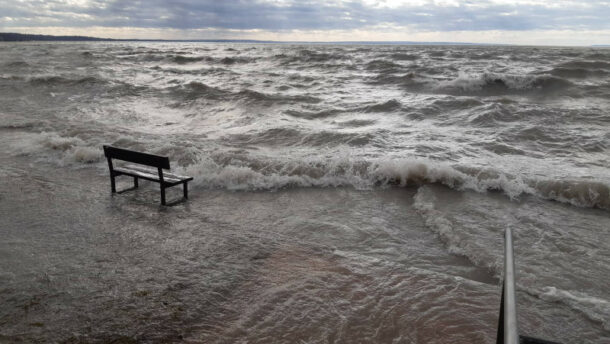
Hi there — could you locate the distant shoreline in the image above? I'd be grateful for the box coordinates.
[0,32,495,45]
[1,32,607,47]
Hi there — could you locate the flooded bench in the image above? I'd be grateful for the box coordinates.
[103,145,193,205]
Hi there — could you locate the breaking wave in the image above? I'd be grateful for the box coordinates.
[179,154,609,210]
[11,132,103,164]
[525,286,610,331]
[412,185,499,271]
[370,70,574,96]
[435,72,573,95]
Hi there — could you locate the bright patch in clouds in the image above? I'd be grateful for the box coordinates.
[0,0,609,45]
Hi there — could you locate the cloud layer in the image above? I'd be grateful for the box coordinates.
[1,0,609,44]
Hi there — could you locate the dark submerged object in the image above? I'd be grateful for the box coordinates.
[497,228,560,344]
[103,145,193,205]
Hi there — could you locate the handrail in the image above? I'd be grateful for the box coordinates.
[497,228,561,344]
[503,227,519,344]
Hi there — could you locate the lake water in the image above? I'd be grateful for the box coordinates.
[0,42,608,343]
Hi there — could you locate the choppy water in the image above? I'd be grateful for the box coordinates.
[0,42,609,343]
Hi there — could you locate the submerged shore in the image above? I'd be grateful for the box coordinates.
[1,130,609,343]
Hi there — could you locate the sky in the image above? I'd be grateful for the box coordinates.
[0,0,609,45]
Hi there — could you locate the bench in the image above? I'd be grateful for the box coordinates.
[103,145,193,205]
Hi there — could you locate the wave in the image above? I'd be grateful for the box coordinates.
[412,188,610,329]
[365,60,402,72]
[224,128,374,147]
[412,186,499,270]
[12,132,102,164]
[0,121,36,130]
[428,50,446,57]
[296,50,344,62]
[284,108,344,119]
[555,60,610,70]
[3,74,143,97]
[436,72,573,95]
[369,72,422,86]
[13,129,609,210]
[286,73,316,83]
[0,75,23,82]
[153,66,234,76]
[4,61,30,68]
[529,179,609,209]
[120,53,254,65]
[467,52,496,60]
[360,99,402,113]
[389,53,419,61]
[370,70,574,96]
[277,50,346,65]
[525,286,610,331]
[171,82,321,104]
[179,155,609,210]
[170,55,207,64]
[333,119,377,128]
[172,81,230,100]
[236,89,321,104]
[169,54,256,64]
[584,52,610,60]
[549,67,609,79]
[219,56,255,64]
[127,53,166,62]
[28,75,108,86]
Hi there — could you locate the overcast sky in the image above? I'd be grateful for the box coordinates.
[1,0,609,45]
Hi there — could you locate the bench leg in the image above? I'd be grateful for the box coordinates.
[110,173,116,193]
[183,182,188,199]
[160,185,166,206]
[134,177,139,188]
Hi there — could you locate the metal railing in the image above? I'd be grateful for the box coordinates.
[497,228,560,344]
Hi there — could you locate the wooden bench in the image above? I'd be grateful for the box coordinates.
[103,145,193,205]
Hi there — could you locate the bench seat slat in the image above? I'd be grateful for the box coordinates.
[123,164,193,181]
[114,166,192,185]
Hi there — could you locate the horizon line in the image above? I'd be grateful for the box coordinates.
[1,32,608,47]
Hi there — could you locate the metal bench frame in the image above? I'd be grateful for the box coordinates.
[103,145,193,205]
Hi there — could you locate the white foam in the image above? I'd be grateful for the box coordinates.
[38,132,85,151]
[412,186,501,272]
[11,130,608,210]
[178,154,608,209]
[412,186,462,254]
[181,154,370,191]
[532,286,610,330]
[66,146,103,164]
[8,132,102,165]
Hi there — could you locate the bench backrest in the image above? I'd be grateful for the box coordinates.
[103,145,170,169]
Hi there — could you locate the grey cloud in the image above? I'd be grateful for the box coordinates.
[1,0,609,32]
